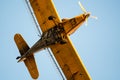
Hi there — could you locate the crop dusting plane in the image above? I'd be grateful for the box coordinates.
[14,0,97,80]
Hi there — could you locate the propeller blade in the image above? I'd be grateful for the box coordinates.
[78,1,97,26]
[85,18,88,26]
[78,1,87,13]
[90,16,98,20]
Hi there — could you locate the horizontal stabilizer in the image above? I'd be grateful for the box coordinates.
[14,33,39,79]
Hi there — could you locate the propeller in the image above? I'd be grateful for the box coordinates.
[78,1,87,13]
[78,1,97,26]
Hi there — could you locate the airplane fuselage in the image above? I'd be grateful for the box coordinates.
[17,13,90,62]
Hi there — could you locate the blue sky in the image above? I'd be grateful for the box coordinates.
[0,0,120,80]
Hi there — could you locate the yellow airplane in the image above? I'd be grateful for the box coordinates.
[14,0,96,80]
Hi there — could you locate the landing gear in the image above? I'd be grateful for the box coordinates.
[48,16,56,20]
[41,16,67,45]
[60,40,67,44]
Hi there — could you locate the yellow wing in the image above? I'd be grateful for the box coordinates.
[30,0,60,32]
[30,0,91,79]
[50,36,91,80]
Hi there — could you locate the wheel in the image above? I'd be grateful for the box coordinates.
[16,56,21,60]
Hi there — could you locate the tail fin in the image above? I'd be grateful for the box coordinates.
[14,33,39,79]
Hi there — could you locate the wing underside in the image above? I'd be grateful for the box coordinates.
[29,0,91,79]
[50,36,91,80]
[30,0,61,32]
